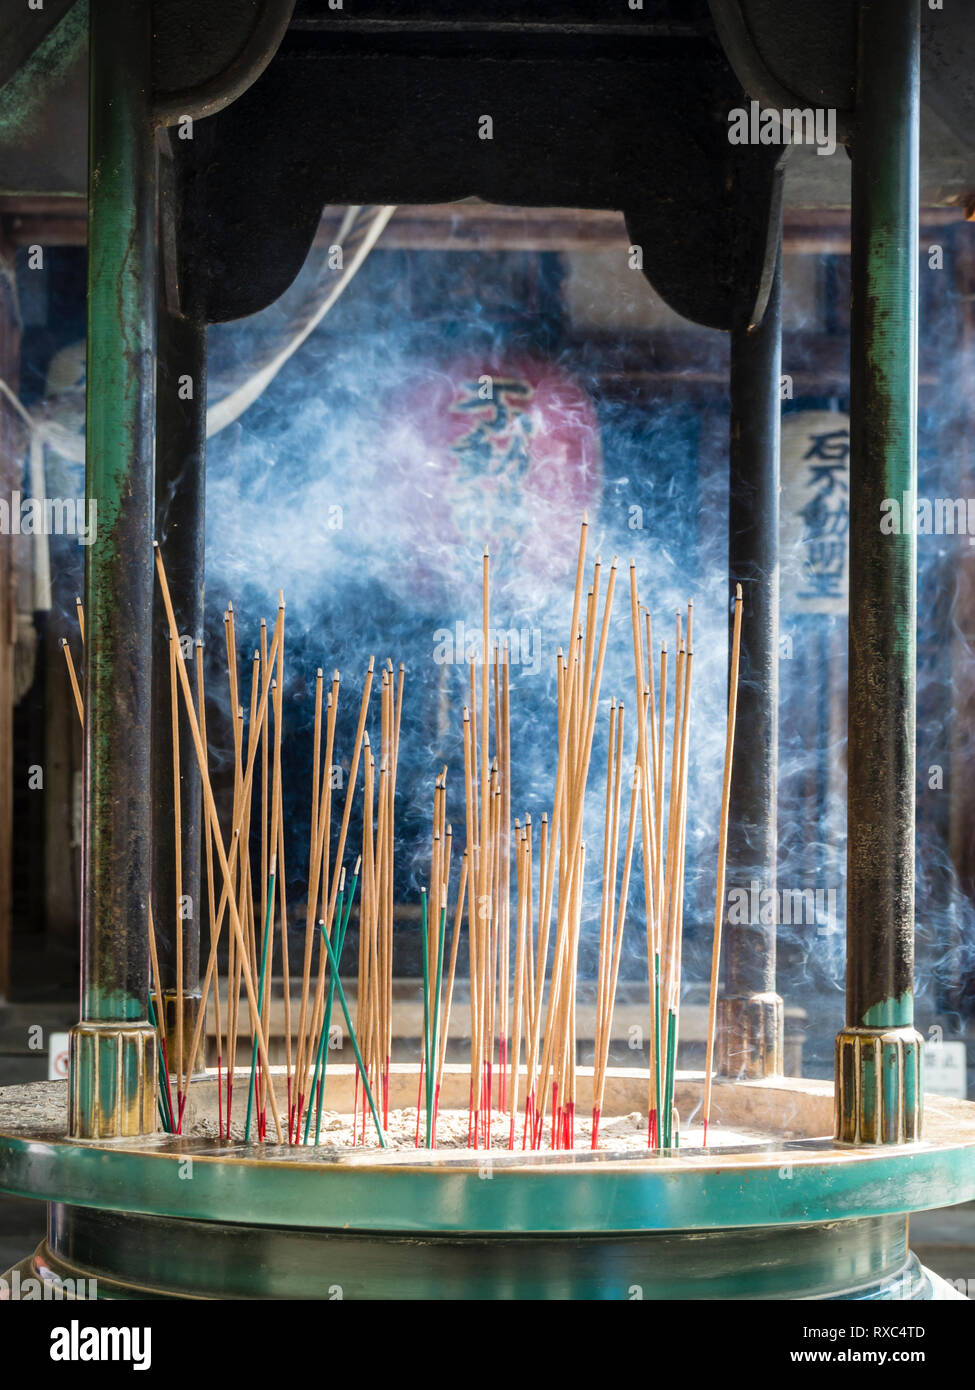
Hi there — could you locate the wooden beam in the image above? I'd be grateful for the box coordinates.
[0,195,966,256]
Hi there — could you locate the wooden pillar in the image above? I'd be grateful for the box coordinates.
[0,239,20,1002]
[949,224,975,1012]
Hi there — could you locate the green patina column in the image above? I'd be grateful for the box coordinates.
[69,0,158,1138]
[151,299,207,1080]
[836,0,922,1145]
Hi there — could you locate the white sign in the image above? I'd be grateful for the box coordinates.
[924,1040,967,1099]
[781,410,850,616]
[48,1031,69,1081]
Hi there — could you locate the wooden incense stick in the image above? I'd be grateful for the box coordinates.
[60,639,83,725]
[702,584,744,1146]
[168,633,184,1108]
[154,544,284,1141]
[176,602,283,1126]
[195,640,223,1135]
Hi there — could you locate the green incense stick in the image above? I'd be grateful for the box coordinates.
[426,904,447,1149]
[312,870,359,1145]
[318,918,386,1148]
[653,950,662,1147]
[663,1009,676,1148]
[305,887,344,1146]
[245,864,276,1143]
[147,991,173,1133]
[421,889,431,1144]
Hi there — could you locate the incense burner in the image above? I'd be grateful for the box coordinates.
[2,1066,973,1299]
[2,0,967,1309]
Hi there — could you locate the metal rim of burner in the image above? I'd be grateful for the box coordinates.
[2,1067,972,1298]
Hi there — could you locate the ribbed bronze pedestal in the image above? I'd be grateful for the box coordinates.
[716,991,784,1078]
[68,1023,157,1140]
[835,1025,923,1145]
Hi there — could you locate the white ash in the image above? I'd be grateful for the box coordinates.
[186,1106,758,1151]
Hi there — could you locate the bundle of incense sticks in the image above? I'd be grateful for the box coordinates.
[350,662,403,1142]
[456,525,740,1153]
[62,522,742,1152]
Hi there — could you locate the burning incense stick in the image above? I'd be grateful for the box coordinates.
[245,855,276,1143]
[168,633,185,1109]
[702,584,744,1147]
[154,544,285,1142]
[176,606,284,1118]
[195,640,222,1136]
[60,639,83,725]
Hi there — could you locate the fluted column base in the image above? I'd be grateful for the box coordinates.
[835,1024,923,1145]
[716,991,784,1078]
[68,1022,157,1139]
